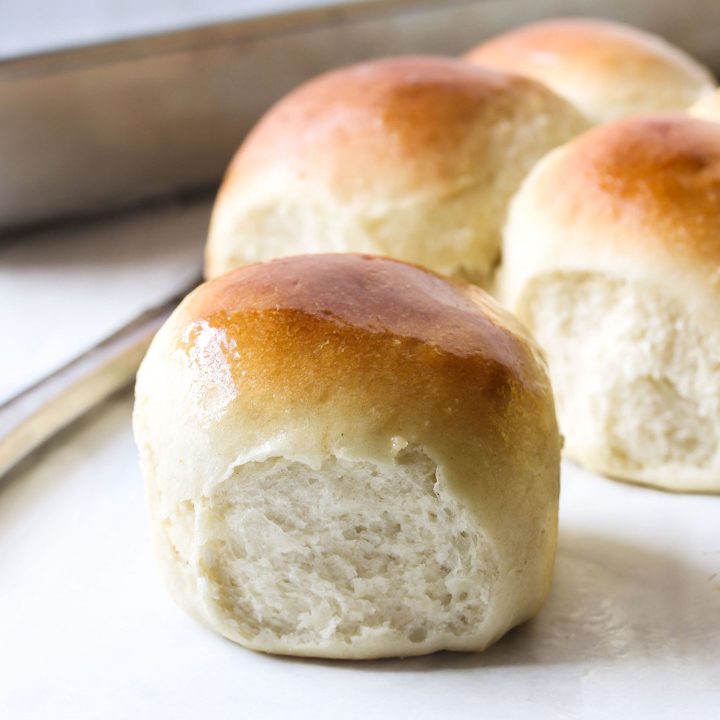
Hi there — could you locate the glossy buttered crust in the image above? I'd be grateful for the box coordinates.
[134,254,561,655]
[501,114,720,313]
[216,56,552,195]
[465,18,715,123]
[205,56,587,281]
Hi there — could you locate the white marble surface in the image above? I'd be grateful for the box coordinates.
[0,389,718,719]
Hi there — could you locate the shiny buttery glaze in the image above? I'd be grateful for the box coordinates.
[468,19,700,70]
[466,19,715,128]
[178,254,554,500]
[536,115,720,279]
[186,254,538,381]
[222,56,570,195]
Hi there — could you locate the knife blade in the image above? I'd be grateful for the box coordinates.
[0,278,201,478]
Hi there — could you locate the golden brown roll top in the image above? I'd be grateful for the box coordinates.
[220,56,537,197]
[206,56,587,284]
[134,254,561,657]
[465,18,715,124]
[183,254,553,470]
[159,254,557,489]
[190,253,538,375]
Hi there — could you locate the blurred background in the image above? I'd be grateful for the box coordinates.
[2,0,720,431]
[3,0,720,235]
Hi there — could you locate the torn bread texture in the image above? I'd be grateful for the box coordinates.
[500,115,720,491]
[518,273,720,491]
[134,254,561,657]
[154,451,501,658]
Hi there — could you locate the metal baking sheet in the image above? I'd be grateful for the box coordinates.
[3,0,720,233]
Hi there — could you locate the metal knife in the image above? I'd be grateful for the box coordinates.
[0,279,201,478]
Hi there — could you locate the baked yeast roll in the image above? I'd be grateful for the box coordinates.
[465,18,714,124]
[206,57,586,284]
[501,115,720,492]
[134,254,560,658]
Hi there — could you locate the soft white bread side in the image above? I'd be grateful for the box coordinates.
[133,254,561,658]
[465,18,715,124]
[205,56,587,284]
[689,89,720,121]
[500,115,720,492]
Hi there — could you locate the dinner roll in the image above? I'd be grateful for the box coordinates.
[465,18,715,124]
[205,56,587,284]
[500,115,720,492]
[689,89,720,121]
[134,254,561,658]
